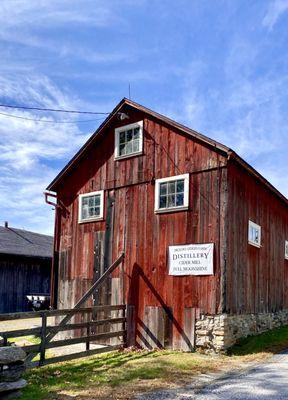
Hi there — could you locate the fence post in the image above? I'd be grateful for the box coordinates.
[40,313,47,366]
[2,334,8,346]
[86,322,90,352]
[122,305,127,347]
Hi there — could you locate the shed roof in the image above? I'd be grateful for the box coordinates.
[47,98,288,206]
[0,226,53,259]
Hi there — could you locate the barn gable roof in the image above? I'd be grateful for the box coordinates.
[0,226,53,259]
[47,98,288,206]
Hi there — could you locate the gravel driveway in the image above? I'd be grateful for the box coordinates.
[137,350,288,400]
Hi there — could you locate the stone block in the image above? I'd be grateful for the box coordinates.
[0,348,26,366]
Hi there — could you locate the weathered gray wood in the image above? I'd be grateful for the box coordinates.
[40,313,47,365]
[126,305,135,347]
[27,344,123,368]
[181,307,196,351]
[45,330,126,349]
[0,327,41,338]
[140,306,172,349]
[0,317,126,340]
[93,231,105,311]
[45,253,124,344]
[86,322,90,351]
[48,317,126,334]
[20,329,125,354]
[0,304,126,321]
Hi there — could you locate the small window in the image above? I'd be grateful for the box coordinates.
[248,220,261,247]
[115,121,143,159]
[78,190,104,223]
[285,241,288,260]
[155,174,189,213]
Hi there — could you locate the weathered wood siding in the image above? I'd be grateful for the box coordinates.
[0,254,51,313]
[54,106,228,348]
[226,161,288,314]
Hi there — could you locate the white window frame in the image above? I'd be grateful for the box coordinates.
[78,190,104,223]
[154,173,189,213]
[114,120,143,160]
[248,220,261,248]
[285,240,288,260]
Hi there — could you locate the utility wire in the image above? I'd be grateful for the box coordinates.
[0,111,106,124]
[0,103,110,115]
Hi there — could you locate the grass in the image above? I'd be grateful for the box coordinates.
[229,325,288,356]
[19,325,288,400]
[9,335,40,346]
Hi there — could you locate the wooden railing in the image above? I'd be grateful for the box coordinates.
[0,304,126,367]
[0,253,126,367]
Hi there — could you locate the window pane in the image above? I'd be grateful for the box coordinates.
[88,197,94,207]
[176,193,184,206]
[159,195,167,209]
[160,183,167,195]
[126,142,133,154]
[254,229,259,243]
[82,207,88,220]
[133,127,140,139]
[119,143,126,155]
[94,195,100,206]
[126,129,133,141]
[94,206,100,216]
[119,131,126,143]
[88,207,95,217]
[82,198,88,207]
[133,139,140,152]
[176,180,184,193]
[168,182,176,194]
[167,194,176,208]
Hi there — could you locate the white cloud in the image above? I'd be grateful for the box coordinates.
[262,0,288,30]
[174,49,288,198]
[0,1,121,29]
[0,74,96,234]
[0,1,133,66]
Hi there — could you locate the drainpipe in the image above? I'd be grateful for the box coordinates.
[44,191,60,309]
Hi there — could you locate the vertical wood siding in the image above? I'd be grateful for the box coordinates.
[226,161,288,314]
[0,255,51,313]
[54,107,231,348]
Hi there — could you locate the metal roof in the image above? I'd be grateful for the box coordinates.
[0,226,53,259]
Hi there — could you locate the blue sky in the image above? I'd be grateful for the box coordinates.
[0,0,287,235]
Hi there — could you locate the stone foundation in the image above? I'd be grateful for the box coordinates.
[195,309,288,352]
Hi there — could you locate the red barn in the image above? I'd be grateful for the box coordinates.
[47,98,288,351]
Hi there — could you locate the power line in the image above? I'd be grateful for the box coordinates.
[0,103,110,115]
[0,111,106,124]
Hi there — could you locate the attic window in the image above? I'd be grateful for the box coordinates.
[248,220,261,248]
[78,191,104,223]
[115,121,143,159]
[155,174,189,213]
[285,241,288,260]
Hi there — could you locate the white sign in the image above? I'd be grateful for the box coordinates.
[168,243,214,276]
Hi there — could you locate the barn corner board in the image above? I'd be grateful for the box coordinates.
[47,98,288,352]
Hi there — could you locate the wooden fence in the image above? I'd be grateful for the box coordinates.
[0,304,126,367]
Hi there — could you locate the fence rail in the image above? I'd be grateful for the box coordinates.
[0,304,127,367]
[0,304,126,321]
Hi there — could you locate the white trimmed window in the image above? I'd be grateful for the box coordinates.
[78,190,104,223]
[155,174,189,213]
[285,241,288,260]
[115,121,143,159]
[248,220,261,247]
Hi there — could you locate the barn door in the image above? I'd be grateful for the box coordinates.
[93,190,115,309]
[93,189,125,342]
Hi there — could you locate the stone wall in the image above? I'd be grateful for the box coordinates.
[195,309,288,352]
